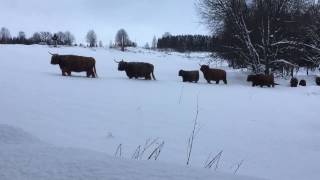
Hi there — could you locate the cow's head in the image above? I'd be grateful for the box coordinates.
[247,75,255,82]
[49,52,60,65]
[178,70,184,76]
[114,60,127,71]
[200,65,210,72]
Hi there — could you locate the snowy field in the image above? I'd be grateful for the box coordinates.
[0,45,319,180]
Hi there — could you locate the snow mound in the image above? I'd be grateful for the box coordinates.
[0,124,40,145]
[0,124,264,180]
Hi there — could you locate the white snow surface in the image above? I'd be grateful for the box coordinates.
[0,45,319,180]
[0,124,262,180]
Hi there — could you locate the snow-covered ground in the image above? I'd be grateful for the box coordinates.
[0,45,319,180]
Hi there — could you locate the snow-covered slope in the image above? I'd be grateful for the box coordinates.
[0,45,319,180]
[0,124,263,180]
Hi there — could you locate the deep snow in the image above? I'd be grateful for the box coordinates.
[0,45,319,180]
[0,124,263,180]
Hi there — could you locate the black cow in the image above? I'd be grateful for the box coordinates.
[178,70,199,83]
[115,60,156,80]
[50,53,97,78]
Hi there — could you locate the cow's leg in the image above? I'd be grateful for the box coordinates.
[207,80,211,84]
[67,71,72,76]
[87,71,91,78]
[223,79,227,84]
[89,69,96,78]
[216,80,220,84]
[145,74,151,80]
[92,70,96,78]
[61,70,67,76]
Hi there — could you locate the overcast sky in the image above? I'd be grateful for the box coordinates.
[0,0,208,46]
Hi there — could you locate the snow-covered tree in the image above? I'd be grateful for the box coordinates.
[198,0,320,75]
[152,36,157,49]
[86,30,97,47]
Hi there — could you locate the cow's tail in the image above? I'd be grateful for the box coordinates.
[151,71,156,80]
[93,63,98,78]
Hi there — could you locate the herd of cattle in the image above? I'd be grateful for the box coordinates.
[50,53,320,87]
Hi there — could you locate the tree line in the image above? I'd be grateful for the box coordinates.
[157,34,216,52]
[197,0,320,76]
[0,28,76,46]
[0,27,136,50]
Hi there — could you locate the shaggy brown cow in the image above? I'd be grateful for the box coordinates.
[290,77,298,87]
[50,53,97,78]
[247,74,277,87]
[299,80,307,86]
[178,70,199,83]
[316,77,320,86]
[200,65,227,84]
[115,60,156,80]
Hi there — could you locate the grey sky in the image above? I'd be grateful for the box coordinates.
[0,0,208,46]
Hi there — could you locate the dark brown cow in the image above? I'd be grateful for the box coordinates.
[50,53,97,78]
[299,80,307,86]
[115,60,156,80]
[200,65,227,84]
[290,77,298,87]
[178,70,199,83]
[247,74,277,87]
[316,77,320,86]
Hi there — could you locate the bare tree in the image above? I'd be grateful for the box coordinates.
[86,30,97,47]
[31,32,41,43]
[99,40,103,47]
[0,27,11,43]
[115,29,130,51]
[39,31,52,44]
[64,31,75,46]
[152,36,157,49]
[18,31,26,40]
[197,0,315,75]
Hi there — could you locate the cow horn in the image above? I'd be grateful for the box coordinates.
[114,59,120,63]
[48,52,54,55]
[198,63,202,67]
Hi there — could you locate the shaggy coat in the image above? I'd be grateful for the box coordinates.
[316,77,320,86]
[200,65,227,84]
[299,80,307,86]
[178,70,199,83]
[51,54,97,78]
[117,60,156,80]
[247,74,276,87]
[290,77,298,87]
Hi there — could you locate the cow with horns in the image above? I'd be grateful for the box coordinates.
[114,60,156,80]
[49,52,97,78]
[199,64,227,84]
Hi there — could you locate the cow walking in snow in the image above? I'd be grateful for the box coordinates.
[247,74,277,87]
[50,53,97,78]
[178,70,199,83]
[200,65,227,84]
[115,60,156,80]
